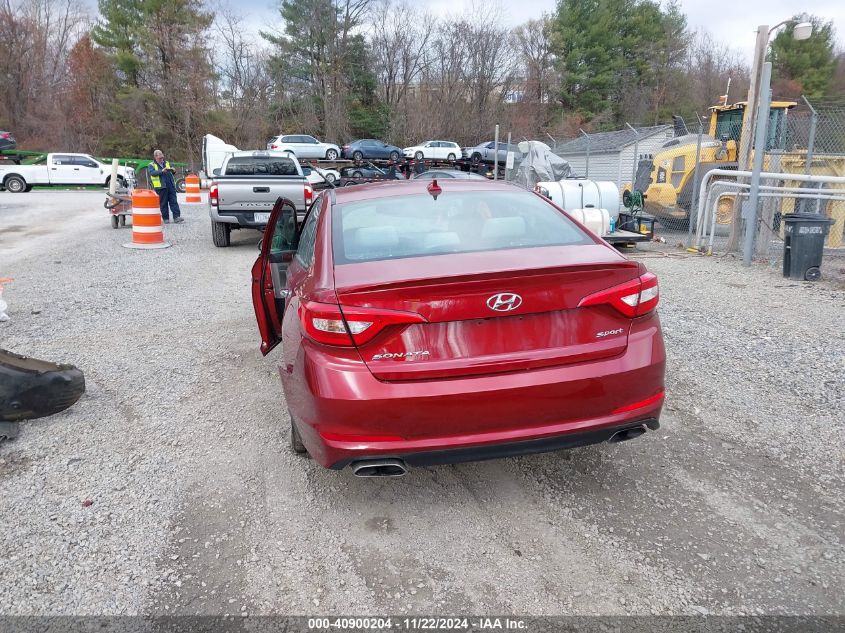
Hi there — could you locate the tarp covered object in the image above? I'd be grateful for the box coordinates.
[515,141,572,188]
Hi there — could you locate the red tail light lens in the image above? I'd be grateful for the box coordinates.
[578,272,659,318]
[209,184,218,206]
[299,301,427,347]
[304,183,313,205]
[271,144,278,149]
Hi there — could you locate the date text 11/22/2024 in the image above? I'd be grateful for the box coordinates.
[307,617,528,630]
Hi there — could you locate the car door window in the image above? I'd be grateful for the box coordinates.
[52,155,73,165]
[303,136,318,144]
[295,198,322,268]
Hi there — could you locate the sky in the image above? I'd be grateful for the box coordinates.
[232,0,844,64]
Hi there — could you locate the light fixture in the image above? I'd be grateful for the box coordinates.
[793,21,813,41]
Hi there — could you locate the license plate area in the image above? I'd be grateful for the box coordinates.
[254,212,270,223]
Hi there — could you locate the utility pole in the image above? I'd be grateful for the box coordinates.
[743,62,772,267]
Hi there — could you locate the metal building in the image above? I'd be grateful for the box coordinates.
[555,125,674,192]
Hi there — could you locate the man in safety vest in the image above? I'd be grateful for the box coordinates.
[148,149,183,223]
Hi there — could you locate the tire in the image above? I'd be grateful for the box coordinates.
[211,221,231,247]
[325,172,336,183]
[4,175,26,193]
[110,215,120,229]
[414,151,424,160]
[325,149,339,160]
[389,151,400,161]
[447,153,456,161]
[471,153,482,164]
[352,150,363,161]
[175,178,186,193]
[352,170,363,178]
[290,418,307,455]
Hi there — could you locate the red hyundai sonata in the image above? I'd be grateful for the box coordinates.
[251,180,665,476]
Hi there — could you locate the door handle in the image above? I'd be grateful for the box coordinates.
[73,168,80,171]
[253,186,270,193]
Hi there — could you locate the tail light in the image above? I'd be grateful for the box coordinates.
[209,184,218,206]
[577,272,659,318]
[304,183,313,205]
[0,132,9,139]
[271,144,278,149]
[299,301,427,347]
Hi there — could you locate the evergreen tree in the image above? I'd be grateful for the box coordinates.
[770,15,836,100]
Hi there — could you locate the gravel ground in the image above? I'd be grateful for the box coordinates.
[0,191,843,617]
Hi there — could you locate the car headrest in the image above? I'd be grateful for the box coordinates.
[481,216,526,240]
[349,226,399,257]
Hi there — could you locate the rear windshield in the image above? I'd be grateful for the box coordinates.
[224,156,298,176]
[332,190,593,264]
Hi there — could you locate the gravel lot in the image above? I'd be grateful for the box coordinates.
[0,191,843,617]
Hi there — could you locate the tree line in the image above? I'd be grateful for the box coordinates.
[0,0,842,164]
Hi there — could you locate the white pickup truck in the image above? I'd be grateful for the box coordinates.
[0,153,136,193]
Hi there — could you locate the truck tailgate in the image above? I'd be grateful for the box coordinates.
[215,176,307,211]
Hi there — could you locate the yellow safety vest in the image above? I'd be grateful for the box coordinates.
[149,161,172,189]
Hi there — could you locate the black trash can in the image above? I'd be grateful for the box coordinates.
[782,213,835,281]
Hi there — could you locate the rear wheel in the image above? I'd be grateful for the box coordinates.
[4,175,26,193]
[352,170,363,178]
[389,150,400,161]
[175,178,186,193]
[324,172,336,183]
[471,153,482,164]
[447,153,456,161]
[352,150,363,161]
[414,151,424,160]
[211,221,231,247]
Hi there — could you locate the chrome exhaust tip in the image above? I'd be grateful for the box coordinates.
[608,425,647,443]
[351,459,408,477]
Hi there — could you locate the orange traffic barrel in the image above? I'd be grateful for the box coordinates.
[185,174,201,203]
[123,189,171,250]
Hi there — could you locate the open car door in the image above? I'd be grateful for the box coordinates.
[251,197,300,355]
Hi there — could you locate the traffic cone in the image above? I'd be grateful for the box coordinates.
[123,189,171,250]
[185,174,202,203]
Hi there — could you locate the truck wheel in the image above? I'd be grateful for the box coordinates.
[4,176,26,193]
[211,221,231,247]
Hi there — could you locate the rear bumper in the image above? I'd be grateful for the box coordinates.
[283,313,666,470]
[210,207,270,227]
[331,419,659,469]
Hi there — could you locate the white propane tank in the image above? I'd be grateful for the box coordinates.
[537,179,620,219]
[567,208,611,237]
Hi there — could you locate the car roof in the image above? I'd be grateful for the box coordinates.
[229,150,296,158]
[330,179,524,204]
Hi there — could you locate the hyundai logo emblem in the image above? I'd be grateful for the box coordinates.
[486,292,523,312]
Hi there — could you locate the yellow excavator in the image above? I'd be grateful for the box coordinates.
[630,100,845,246]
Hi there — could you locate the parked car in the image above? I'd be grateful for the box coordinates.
[266,134,341,160]
[209,150,310,247]
[341,139,403,161]
[403,140,461,161]
[0,153,135,193]
[412,169,488,180]
[340,163,403,180]
[250,180,666,475]
[0,131,15,151]
[302,165,340,184]
[462,141,519,164]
